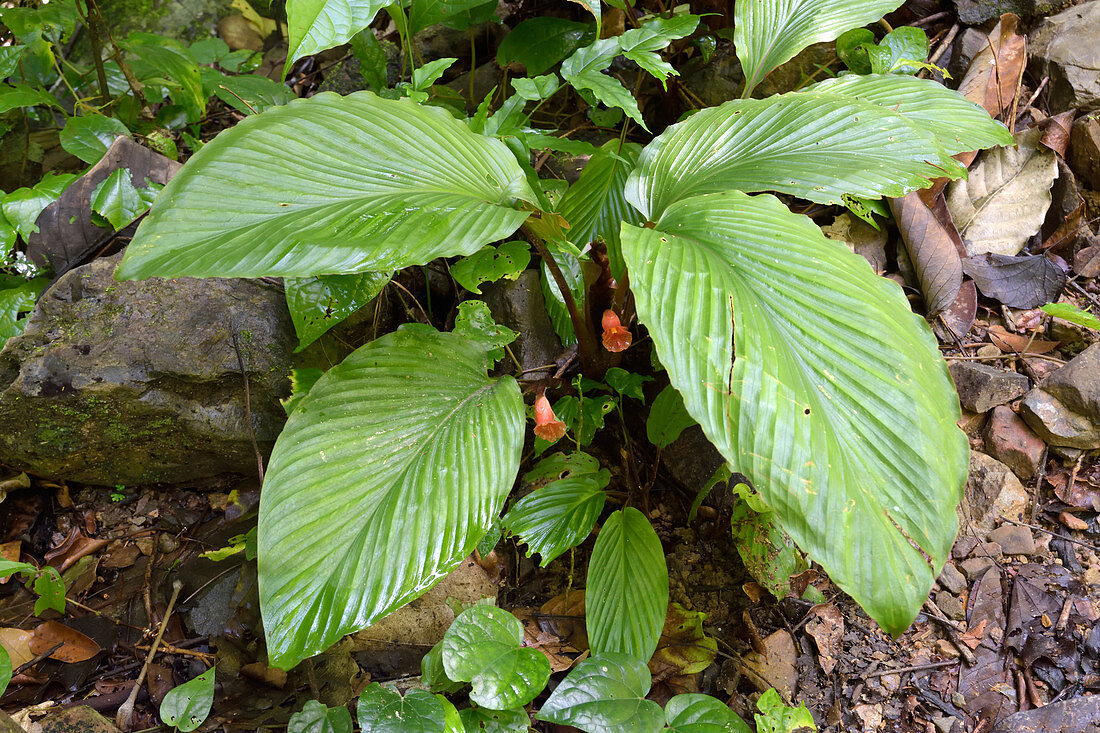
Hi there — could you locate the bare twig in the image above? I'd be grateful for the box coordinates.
[116,580,183,731]
[864,659,959,678]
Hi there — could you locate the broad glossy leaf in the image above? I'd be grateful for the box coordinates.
[459,705,530,732]
[557,141,642,279]
[735,0,904,95]
[496,17,594,76]
[117,92,536,281]
[285,0,387,68]
[502,452,609,565]
[441,605,551,709]
[421,640,465,694]
[123,34,205,122]
[0,275,49,349]
[646,385,695,449]
[59,114,130,164]
[1042,302,1100,331]
[2,172,78,240]
[805,75,1013,155]
[90,169,156,230]
[451,241,531,295]
[0,82,57,113]
[410,0,497,32]
[537,653,663,733]
[587,508,668,661]
[285,271,391,351]
[621,192,967,634]
[356,684,444,733]
[540,240,591,345]
[625,90,966,220]
[258,326,524,668]
[664,694,752,733]
[616,15,698,86]
[561,39,644,128]
[289,700,353,733]
[160,667,215,732]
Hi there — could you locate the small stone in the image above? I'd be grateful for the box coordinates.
[1060,512,1089,531]
[158,533,180,553]
[957,408,988,438]
[1043,343,1100,419]
[1020,389,1100,449]
[989,525,1037,556]
[939,561,968,594]
[931,714,961,733]
[976,344,1002,358]
[953,535,979,560]
[948,362,1030,413]
[40,706,120,733]
[963,452,1030,530]
[973,542,1003,560]
[935,639,960,659]
[935,591,967,621]
[984,406,1045,480]
[961,556,995,580]
[135,535,155,556]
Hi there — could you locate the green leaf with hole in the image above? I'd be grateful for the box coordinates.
[356,683,445,733]
[160,667,215,732]
[441,605,550,710]
[33,566,65,615]
[754,689,816,733]
[587,507,668,661]
[285,271,391,351]
[664,693,752,733]
[459,705,529,732]
[59,115,131,164]
[289,700,353,733]
[451,241,531,295]
[503,452,608,565]
[537,653,663,732]
[117,93,536,281]
[258,326,524,669]
[621,191,967,634]
[281,367,326,416]
[454,300,518,364]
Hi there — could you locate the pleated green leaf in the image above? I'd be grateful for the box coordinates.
[117,92,536,281]
[805,74,1013,155]
[735,0,904,96]
[557,140,643,279]
[587,508,668,661]
[624,90,966,220]
[258,325,524,669]
[285,0,388,69]
[620,192,967,634]
[537,653,663,733]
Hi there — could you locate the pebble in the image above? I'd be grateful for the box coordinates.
[948,362,1030,413]
[939,561,968,594]
[1060,512,1089,531]
[989,524,1037,556]
[935,591,967,621]
[984,405,1046,480]
[960,556,995,580]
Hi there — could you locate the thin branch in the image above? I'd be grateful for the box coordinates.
[521,223,600,364]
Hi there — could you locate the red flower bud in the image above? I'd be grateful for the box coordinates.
[601,309,631,353]
[533,394,566,443]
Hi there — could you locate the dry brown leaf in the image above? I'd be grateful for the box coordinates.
[947,127,1058,257]
[0,541,20,585]
[0,627,36,668]
[29,620,101,663]
[987,325,1060,354]
[241,661,288,688]
[1040,110,1075,156]
[649,603,717,682]
[538,589,588,652]
[890,192,963,315]
[962,618,989,649]
[957,14,1027,120]
[803,604,844,675]
[938,280,978,339]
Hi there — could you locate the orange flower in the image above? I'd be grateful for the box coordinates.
[533,394,566,442]
[601,309,631,352]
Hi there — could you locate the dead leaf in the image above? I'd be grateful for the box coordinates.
[738,629,798,701]
[946,127,1059,257]
[890,192,963,314]
[1039,203,1086,253]
[1074,241,1100,278]
[957,14,1027,120]
[649,603,718,681]
[0,541,20,584]
[241,661,288,688]
[0,627,35,669]
[742,582,765,604]
[43,527,108,573]
[29,621,100,662]
[962,618,989,649]
[987,325,1060,354]
[146,662,175,704]
[1039,110,1075,156]
[538,589,588,652]
[1047,471,1100,512]
[961,253,1066,308]
[803,604,843,675]
[937,280,978,338]
[821,213,887,273]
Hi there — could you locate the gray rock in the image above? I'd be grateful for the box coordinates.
[939,561,968,594]
[990,694,1100,732]
[482,269,563,382]
[935,590,967,621]
[963,451,1030,531]
[960,555,995,579]
[1029,2,1100,113]
[40,706,120,733]
[948,361,1030,413]
[1043,343,1100,418]
[984,405,1045,480]
[0,254,295,485]
[682,42,744,106]
[988,524,1036,555]
[1069,115,1100,191]
[97,0,240,44]
[1019,344,1100,449]
[953,0,1071,24]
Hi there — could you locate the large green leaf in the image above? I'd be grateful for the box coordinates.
[441,605,550,709]
[537,653,663,733]
[664,693,752,733]
[624,90,967,220]
[284,271,391,351]
[0,275,49,349]
[735,0,904,96]
[285,0,388,69]
[258,326,524,669]
[159,667,216,733]
[557,141,642,279]
[620,192,967,634]
[356,684,445,733]
[116,92,536,281]
[495,17,594,76]
[804,75,1013,155]
[586,507,668,661]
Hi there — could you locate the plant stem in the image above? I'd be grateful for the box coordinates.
[78,0,112,105]
[521,224,600,367]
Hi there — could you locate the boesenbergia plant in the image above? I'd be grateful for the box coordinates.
[117,0,1010,689]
